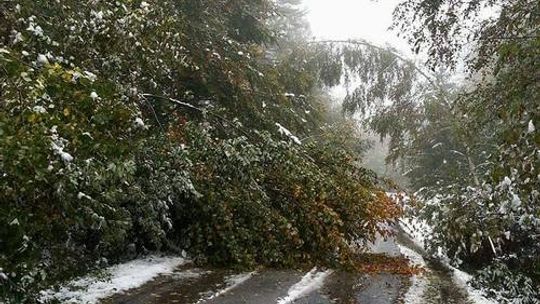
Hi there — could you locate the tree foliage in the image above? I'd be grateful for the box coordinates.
[295,0,539,301]
[0,0,401,301]
[349,0,539,301]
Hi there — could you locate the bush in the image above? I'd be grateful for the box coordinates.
[472,261,540,304]
[0,55,152,299]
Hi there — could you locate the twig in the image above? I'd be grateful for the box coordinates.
[140,93,254,140]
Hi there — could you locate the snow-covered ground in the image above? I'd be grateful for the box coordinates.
[399,244,429,304]
[452,268,497,304]
[369,232,401,257]
[39,255,188,304]
[400,216,497,304]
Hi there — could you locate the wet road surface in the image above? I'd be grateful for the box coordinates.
[103,268,406,304]
[103,231,474,304]
[396,230,473,304]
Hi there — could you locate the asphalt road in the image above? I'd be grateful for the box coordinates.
[103,231,472,304]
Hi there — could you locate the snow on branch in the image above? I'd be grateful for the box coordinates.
[275,123,302,145]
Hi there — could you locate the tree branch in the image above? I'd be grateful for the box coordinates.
[308,39,444,96]
[141,93,255,140]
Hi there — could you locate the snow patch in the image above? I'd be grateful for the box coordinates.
[527,120,535,134]
[196,272,255,303]
[134,117,146,129]
[140,1,150,9]
[50,126,74,163]
[277,268,333,304]
[77,192,92,200]
[276,123,302,145]
[90,92,99,101]
[452,268,497,304]
[51,141,74,163]
[368,231,400,257]
[399,243,428,304]
[83,71,98,82]
[33,105,47,114]
[37,53,49,65]
[403,274,428,304]
[400,217,431,249]
[398,245,426,268]
[40,256,188,304]
[401,213,496,304]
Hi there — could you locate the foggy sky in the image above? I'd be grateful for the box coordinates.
[301,0,412,56]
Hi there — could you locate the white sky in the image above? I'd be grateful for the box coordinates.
[301,0,413,56]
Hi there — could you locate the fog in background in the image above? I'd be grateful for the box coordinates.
[302,0,410,185]
[302,0,412,55]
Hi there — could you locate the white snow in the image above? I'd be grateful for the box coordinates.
[77,192,92,200]
[196,272,255,303]
[9,218,20,226]
[82,132,94,139]
[134,117,146,128]
[27,23,44,37]
[90,92,99,100]
[91,10,104,21]
[500,176,512,188]
[276,123,302,145]
[277,267,333,304]
[450,150,466,157]
[452,268,497,304]
[399,245,426,268]
[403,273,428,304]
[401,214,496,304]
[527,120,535,133]
[13,31,24,44]
[33,105,47,114]
[83,71,98,82]
[37,53,49,65]
[511,193,521,209]
[399,245,428,304]
[40,256,188,304]
[51,141,74,163]
[368,231,400,257]
[140,1,150,9]
[51,142,73,163]
[400,217,431,249]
